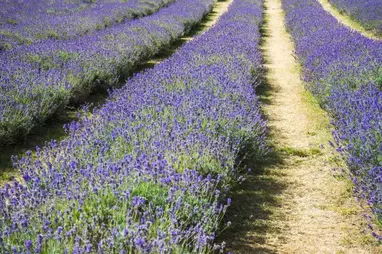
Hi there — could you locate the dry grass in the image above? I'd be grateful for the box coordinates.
[219,0,382,252]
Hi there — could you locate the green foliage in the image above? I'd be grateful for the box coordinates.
[47,30,59,39]
[6,19,18,25]
[0,42,12,51]
[26,50,78,70]
[0,30,31,45]
[58,50,77,62]
[376,76,382,88]
[104,16,112,27]
[46,8,56,14]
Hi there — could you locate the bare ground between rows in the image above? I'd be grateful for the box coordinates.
[0,0,233,184]
[219,0,381,252]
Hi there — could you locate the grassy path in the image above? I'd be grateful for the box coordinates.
[317,0,382,41]
[0,0,233,185]
[220,0,381,252]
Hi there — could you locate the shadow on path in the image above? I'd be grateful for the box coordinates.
[218,144,287,253]
[216,8,292,251]
[218,71,289,252]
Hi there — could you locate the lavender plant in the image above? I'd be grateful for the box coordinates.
[0,0,266,252]
[0,0,175,51]
[329,0,382,36]
[282,0,382,230]
[0,0,215,145]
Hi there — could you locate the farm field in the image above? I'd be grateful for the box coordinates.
[0,0,215,146]
[0,0,382,253]
[317,0,382,40]
[0,0,176,50]
[328,0,382,37]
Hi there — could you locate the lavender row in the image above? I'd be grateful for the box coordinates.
[329,0,382,35]
[0,0,214,145]
[0,0,266,252]
[282,0,382,228]
[0,0,175,51]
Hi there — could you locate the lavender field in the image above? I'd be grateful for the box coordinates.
[1,0,267,252]
[283,0,382,233]
[0,0,214,145]
[0,0,382,252]
[0,0,176,50]
[329,0,382,35]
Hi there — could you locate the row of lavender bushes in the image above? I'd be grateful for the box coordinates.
[0,0,214,146]
[329,0,382,36]
[0,0,175,51]
[0,0,266,252]
[282,0,382,231]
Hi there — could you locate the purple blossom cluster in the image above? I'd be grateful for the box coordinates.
[0,0,266,252]
[0,0,175,51]
[282,0,382,226]
[0,0,214,145]
[329,0,382,35]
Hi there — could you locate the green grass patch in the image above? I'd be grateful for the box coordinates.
[278,146,322,157]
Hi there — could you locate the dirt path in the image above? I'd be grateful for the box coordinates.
[220,0,381,252]
[184,0,232,40]
[143,0,232,66]
[317,0,382,41]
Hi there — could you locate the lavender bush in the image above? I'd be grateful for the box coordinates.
[282,0,382,229]
[0,0,266,252]
[0,0,175,51]
[329,0,382,35]
[0,0,214,145]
